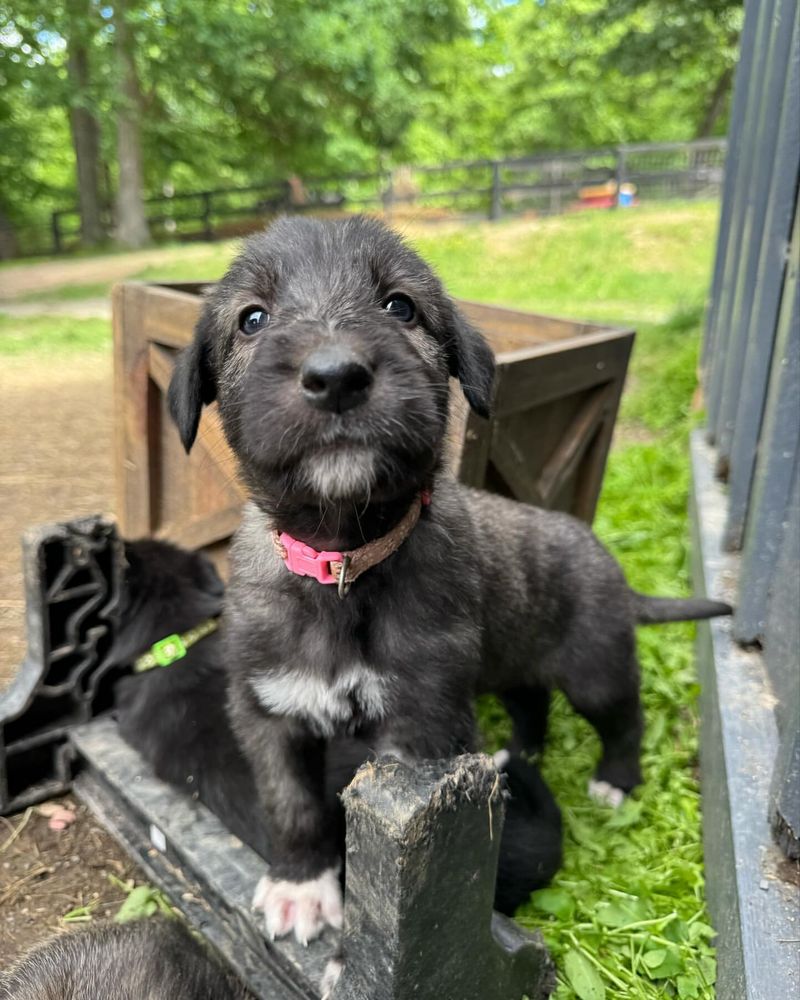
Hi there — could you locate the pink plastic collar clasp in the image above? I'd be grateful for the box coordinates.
[278,533,342,585]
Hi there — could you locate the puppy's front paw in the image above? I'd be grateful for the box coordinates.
[492,748,511,771]
[320,957,343,999]
[252,868,342,945]
[588,778,625,808]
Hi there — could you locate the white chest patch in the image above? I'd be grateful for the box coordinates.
[251,665,391,736]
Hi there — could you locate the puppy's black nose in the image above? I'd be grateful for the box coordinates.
[300,346,373,413]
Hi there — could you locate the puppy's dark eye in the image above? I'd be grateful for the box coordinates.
[383,294,416,324]
[239,307,270,336]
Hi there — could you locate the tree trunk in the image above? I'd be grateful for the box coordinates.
[695,66,734,139]
[0,207,18,260]
[114,0,150,248]
[66,22,105,247]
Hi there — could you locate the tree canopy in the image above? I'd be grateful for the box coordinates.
[0,0,743,253]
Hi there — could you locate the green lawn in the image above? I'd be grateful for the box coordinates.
[0,313,110,356]
[1,202,720,998]
[410,201,718,324]
[506,320,716,1000]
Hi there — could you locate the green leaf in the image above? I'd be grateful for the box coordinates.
[565,813,607,857]
[595,901,633,927]
[604,798,643,829]
[595,896,650,927]
[642,946,683,979]
[563,949,606,1000]
[664,917,690,943]
[114,885,172,923]
[530,887,575,921]
[698,956,717,986]
[677,974,701,998]
[688,920,715,943]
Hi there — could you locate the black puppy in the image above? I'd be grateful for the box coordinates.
[0,917,251,1000]
[112,539,272,857]
[113,538,562,918]
[167,215,730,942]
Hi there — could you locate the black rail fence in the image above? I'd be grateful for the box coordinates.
[24,138,726,258]
[691,0,799,995]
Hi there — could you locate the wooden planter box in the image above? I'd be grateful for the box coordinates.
[113,282,634,552]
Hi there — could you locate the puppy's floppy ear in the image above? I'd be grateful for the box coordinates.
[445,304,496,418]
[168,310,217,453]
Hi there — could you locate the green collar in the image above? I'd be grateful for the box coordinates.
[133,618,219,673]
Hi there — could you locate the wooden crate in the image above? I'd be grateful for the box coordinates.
[113,282,634,556]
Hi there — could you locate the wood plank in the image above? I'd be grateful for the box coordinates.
[158,504,243,551]
[142,285,203,348]
[194,410,244,499]
[456,298,606,354]
[147,342,175,393]
[456,413,493,488]
[572,338,631,522]
[493,331,633,419]
[113,283,153,536]
[158,281,212,295]
[488,432,545,506]
[535,385,612,507]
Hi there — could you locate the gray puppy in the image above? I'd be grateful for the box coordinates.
[0,918,250,1000]
[168,215,729,944]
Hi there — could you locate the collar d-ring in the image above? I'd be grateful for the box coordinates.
[338,555,352,599]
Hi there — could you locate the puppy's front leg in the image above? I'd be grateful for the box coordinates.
[229,687,342,944]
[375,694,477,763]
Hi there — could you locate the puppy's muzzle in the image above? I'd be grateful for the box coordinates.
[300,345,374,414]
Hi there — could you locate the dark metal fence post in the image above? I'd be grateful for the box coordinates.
[51,212,63,254]
[332,754,554,1000]
[489,162,502,220]
[201,192,213,240]
[30,140,727,259]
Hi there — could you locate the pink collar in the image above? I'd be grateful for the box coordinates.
[273,490,431,597]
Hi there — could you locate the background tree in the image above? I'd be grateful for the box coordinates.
[65,0,104,246]
[0,5,77,254]
[0,0,743,256]
[113,0,149,247]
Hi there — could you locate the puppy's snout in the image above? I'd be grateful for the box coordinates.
[300,346,373,413]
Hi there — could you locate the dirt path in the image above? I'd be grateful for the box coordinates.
[0,299,112,319]
[0,353,114,690]
[0,242,225,299]
[0,352,149,968]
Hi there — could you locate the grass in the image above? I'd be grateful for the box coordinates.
[16,280,114,303]
[408,201,718,324]
[490,314,716,1000]
[0,312,110,356]
[2,202,720,997]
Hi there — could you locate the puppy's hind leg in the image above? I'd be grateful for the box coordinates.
[499,685,550,757]
[559,647,643,806]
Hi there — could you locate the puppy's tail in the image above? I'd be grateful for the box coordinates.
[632,592,732,624]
